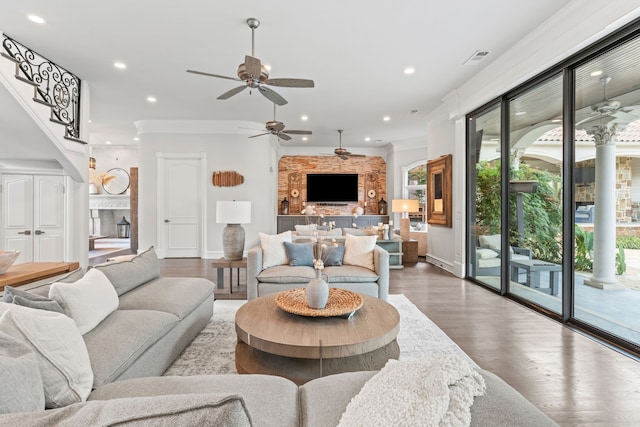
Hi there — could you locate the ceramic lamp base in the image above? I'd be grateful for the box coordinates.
[222,224,245,261]
[400,218,411,241]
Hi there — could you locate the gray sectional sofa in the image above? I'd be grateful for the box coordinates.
[0,369,558,426]
[0,247,558,426]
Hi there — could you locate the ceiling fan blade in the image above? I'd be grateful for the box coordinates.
[283,130,312,135]
[187,69,242,82]
[348,153,366,157]
[249,132,271,138]
[217,85,247,100]
[339,154,349,160]
[258,86,288,106]
[278,133,292,141]
[265,78,315,88]
[245,55,262,80]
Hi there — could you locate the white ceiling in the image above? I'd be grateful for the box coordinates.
[0,0,573,158]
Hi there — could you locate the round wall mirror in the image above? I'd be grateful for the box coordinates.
[103,168,130,195]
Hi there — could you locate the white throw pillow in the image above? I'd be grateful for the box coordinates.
[295,224,317,232]
[259,231,292,269]
[343,234,377,270]
[49,268,119,335]
[479,234,501,251]
[0,303,93,408]
[476,248,499,260]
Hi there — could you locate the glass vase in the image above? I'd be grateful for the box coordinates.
[306,269,329,309]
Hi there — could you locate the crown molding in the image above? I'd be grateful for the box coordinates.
[134,120,265,135]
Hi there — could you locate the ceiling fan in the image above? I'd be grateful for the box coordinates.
[329,129,366,160]
[577,76,640,128]
[249,104,312,141]
[186,18,314,106]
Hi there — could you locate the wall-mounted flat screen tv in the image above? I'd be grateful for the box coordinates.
[306,173,358,203]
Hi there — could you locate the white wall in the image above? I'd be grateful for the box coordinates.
[429,1,640,278]
[90,146,139,178]
[389,138,427,228]
[136,121,278,257]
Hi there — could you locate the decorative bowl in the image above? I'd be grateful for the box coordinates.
[0,250,20,274]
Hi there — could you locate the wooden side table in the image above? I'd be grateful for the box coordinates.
[402,239,419,263]
[211,257,247,293]
[0,262,80,292]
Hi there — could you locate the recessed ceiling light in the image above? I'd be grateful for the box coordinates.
[114,62,127,70]
[264,64,272,71]
[146,96,157,103]
[383,116,391,121]
[302,137,308,141]
[300,115,308,121]
[364,137,371,142]
[551,119,562,123]
[88,119,92,123]
[404,67,415,75]
[105,141,112,145]
[515,111,526,116]
[27,14,45,24]
[133,137,140,141]
[590,70,603,77]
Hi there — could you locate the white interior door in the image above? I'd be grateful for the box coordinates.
[2,174,33,263]
[33,175,65,261]
[157,154,205,258]
[1,174,64,263]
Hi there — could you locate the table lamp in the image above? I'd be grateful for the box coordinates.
[391,199,419,241]
[216,201,251,260]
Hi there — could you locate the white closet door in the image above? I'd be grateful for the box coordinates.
[33,175,65,261]
[2,174,33,263]
[1,174,65,263]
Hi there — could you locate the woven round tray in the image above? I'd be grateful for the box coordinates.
[275,288,364,317]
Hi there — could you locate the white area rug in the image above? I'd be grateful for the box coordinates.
[164,294,476,377]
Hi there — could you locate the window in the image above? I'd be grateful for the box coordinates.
[403,161,426,227]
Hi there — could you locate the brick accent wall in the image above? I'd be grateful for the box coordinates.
[278,156,386,215]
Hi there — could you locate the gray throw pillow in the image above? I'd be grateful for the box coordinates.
[283,242,314,267]
[0,331,45,414]
[2,286,64,314]
[93,246,160,296]
[322,244,345,266]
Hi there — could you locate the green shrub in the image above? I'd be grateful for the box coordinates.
[616,236,640,249]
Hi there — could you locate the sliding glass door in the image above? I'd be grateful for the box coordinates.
[467,104,502,291]
[507,75,563,313]
[466,22,640,352]
[573,35,640,345]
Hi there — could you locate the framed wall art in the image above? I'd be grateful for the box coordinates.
[427,154,452,227]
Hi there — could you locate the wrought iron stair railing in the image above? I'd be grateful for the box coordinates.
[1,34,86,144]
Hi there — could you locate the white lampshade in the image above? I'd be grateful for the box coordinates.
[391,199,419,213]
[216,201,251,224]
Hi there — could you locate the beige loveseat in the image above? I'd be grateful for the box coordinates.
[247,230,390,301]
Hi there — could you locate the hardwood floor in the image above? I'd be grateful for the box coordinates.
[159,257,640,426]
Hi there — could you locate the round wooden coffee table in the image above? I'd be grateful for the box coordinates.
[235,292,400,385]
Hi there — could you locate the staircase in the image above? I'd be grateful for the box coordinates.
[1,34,86,144]
[0,33,86,181]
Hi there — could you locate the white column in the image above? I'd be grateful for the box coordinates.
[584,124,622,289]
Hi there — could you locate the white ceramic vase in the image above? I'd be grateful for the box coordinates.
[306,269,329,309]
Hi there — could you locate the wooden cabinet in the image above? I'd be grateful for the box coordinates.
[277,215,389,233]
[375,239,403,269]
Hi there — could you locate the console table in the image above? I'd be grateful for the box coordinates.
[0,262,80,292]
[277,215,389,233]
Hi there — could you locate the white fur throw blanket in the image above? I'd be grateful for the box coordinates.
[338,355,486,427]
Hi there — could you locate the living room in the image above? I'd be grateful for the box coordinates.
[2,1,640,426]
